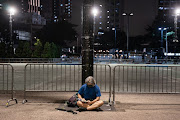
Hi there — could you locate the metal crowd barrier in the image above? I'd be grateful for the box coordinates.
[112,65,180,102]
[0,64,17,107]
[23,63,111,103]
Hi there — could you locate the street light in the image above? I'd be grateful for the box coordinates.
[158,27,167,58]
[92,7,99,59]
[174,8,180,42]
[122,12,133,59]
[8,7,16,50]
[112,27,117,58]
[92,7,99,37]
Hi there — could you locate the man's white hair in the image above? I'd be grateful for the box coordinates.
[85,76,96,84]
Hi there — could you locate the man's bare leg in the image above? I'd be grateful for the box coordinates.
[87,100,104,110]
[77,101,90,108]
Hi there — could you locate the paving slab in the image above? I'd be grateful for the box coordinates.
[0,92,180,120]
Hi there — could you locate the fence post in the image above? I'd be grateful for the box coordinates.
[4,64,18,107]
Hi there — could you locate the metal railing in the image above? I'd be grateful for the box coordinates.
[112,65,180,102]
[0,64,17,107]
[23,63,111,103]
[0,58,81,63]
[1,58,180,64]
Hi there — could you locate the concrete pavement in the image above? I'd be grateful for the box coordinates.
[0,92,179,120]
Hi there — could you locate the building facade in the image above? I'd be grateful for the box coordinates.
[41,0,72,23]
[94,0,124,34]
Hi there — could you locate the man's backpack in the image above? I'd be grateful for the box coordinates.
[67,93,78,107]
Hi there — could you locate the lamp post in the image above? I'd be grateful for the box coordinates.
[8,7,16,48]
[112,28,116,48]
[158,28,167,57]
[174,8,180,42]
[158,27,167,58]
[112,27,116,58]
[92,7,98,60]
[122,13,133,59]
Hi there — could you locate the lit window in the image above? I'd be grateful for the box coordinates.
[107,16,110,18]
[99,27,102,29]
[159,7,163,10]
[60,4,63,6]
[99,22,102,24]
[98,32,104,35]
[107,27,109,29]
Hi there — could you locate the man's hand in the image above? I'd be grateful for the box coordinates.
[81,98,87,103]
[87,100,93,105]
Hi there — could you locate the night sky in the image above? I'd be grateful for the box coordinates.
[124,0,158,36]
[72,0,158,37]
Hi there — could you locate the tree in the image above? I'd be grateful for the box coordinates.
[0,42,6,57]
[15,41,24,58]
[33,39,42,58]
[6,44,14,58]
[51,42,59,58]
[22,42,32,58]
[15,41,32,58]
[41,42,51,58]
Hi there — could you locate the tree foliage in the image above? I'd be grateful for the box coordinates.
[32,39,43,58]
[0,42,6,58]
[15,41,32,58]
[41,42,51,58]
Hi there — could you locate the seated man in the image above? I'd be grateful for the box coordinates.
[77,76,104,111]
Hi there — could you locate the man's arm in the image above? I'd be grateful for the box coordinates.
[78,93,86,102]
[87,97,100,105]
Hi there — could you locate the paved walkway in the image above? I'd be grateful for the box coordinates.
[0,92,180,120]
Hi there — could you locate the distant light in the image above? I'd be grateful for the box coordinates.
[158,27,167,31]
[164,28,167,30]
[123,13,133,16]
[9,7,16,15]
[130,13,133,16]
[122,13,126,16]
[112,28,115,30]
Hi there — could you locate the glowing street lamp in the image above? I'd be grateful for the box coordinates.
[176,9,180,16]
[9,7,16,15]
[8,7,16,48]
[174,8,180,42]
[158,27,167,58]
[92,7,98,17]
[122,12,133,59]
[92,7,99,37]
